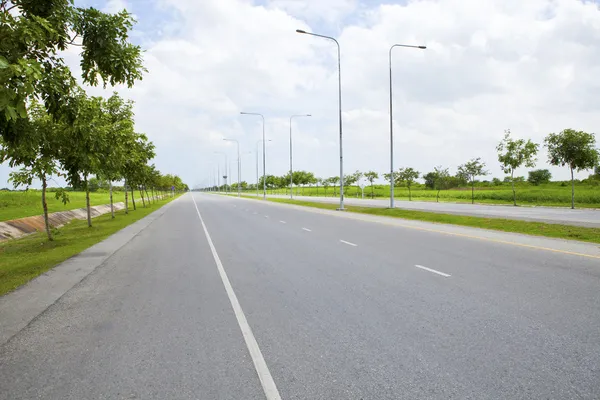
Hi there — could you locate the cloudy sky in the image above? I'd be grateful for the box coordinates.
[2,0,600,189]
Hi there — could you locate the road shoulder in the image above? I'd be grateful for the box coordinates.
[0,196,181,346]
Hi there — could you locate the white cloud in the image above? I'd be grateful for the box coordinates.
[2,0,600,189]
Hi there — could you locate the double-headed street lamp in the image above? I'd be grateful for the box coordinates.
[289,114,311,199]
[241,112,266,199]
[296,29,345,210]
[223,138,241,197]
[389,43,426,208]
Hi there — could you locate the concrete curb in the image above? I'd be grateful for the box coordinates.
[0,195,183,346]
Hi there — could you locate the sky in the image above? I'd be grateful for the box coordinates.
[2,0,600,189]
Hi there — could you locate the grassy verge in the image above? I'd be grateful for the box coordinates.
[0,195,180,296]
[255,197,600,245]
[0,190,171,221]
[241,183,600,208]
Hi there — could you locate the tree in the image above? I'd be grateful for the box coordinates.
[545,129,599,209]
[0,101,67,240]
[496,130,539,206]
[328,176,340,196]
[364,171,378,198]
[322,178,330,196]
[423,166,454,202]
[58,91,108,226]
[527,169,552,186]
[344,170,362,194]
[457,158,489,204]
[99,92,136,217]
[398,168,420,201]
[1,1,145,144]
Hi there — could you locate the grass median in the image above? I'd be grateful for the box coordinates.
[250,197,600,245]
[0,195,180,296]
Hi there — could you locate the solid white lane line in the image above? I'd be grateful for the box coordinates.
[279,220,286,224]
[415,264,451,278]
[340,240,358,247]
[302,228,312,232]
[191,196,282,400]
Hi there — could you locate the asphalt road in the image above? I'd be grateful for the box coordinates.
[2,193,600,399]
[245,193,600,227]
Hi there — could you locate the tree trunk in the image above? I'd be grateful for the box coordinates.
[109,181,115,218]
[125,182,129,214]
[41,175,53,241]
[371,183,374,199]
[437,189,440,202]
[151,187,155,202]
[140,186,146,207]
[408,186,412,201]
[571,167,575,209]
[131,188,136,210]
[471,181,475,204]
[85,179,92,227]
[511,170,516,206]
[145,186,151,204]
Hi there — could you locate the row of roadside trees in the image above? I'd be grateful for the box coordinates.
[0,0,187,240]
[217,128,598,209]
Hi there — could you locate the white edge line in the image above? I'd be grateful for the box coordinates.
[415,264,451,278]
[302,227,312,232]
[192,195,282,400]
[340,239,358,247]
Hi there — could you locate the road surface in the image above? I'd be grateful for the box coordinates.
[1,193,599,399]
[243,193,600,227]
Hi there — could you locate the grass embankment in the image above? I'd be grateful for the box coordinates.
[0,195,180,296]
[0,190,128,221]
[253,182,600,208]
[258,197,600,245]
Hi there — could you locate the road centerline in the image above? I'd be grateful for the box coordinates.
[191,195,282,400]
[302,228,312,232]
[415,264,451,278]
[340,240,358,247]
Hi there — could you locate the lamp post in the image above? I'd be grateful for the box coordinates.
[389,43,426,208]
[241,112,266,199]
[296,29,344,210]
[214,151,228,194]
[255,139,271,197]
[289,114,311,199]
[223,138,240,197]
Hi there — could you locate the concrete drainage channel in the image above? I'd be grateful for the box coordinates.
[0,202,126,241]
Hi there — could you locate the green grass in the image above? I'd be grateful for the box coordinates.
[250,182,600,208]
[255,197,600,245]
[0,195,180,296]
[0,190,128,221]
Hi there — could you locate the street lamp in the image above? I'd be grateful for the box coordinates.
[296,29,345,210]
[289,114,311,199]
[223,138,241,197]
[241,112,266,199]
[389,43,426,208]
[214,151,228,194]
[255,139,271,197]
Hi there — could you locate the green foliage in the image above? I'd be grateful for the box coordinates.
[528,169,552,186]
[458,157,489,204]
[496,129,539,205]
[545,129,598,172]
[545,129,599,208]
[0,0,145,137]
[364,171,378,198]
